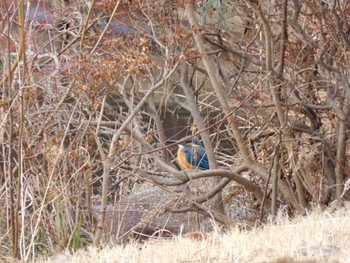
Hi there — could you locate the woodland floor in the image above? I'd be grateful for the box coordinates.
[42,204,350,263]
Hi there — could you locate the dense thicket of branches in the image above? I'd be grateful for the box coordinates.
[1,0,350,260]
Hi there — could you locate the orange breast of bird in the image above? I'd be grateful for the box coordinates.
[177,146,196,169]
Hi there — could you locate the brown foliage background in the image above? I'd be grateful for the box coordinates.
[1,0,350,260]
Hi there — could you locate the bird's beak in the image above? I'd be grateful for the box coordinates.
[166,139,180,144]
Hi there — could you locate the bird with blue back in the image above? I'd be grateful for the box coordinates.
[167,137,209,170]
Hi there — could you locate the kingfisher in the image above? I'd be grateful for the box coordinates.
[167,137,209,170]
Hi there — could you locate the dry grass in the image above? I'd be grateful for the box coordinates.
[42,206,350,263]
